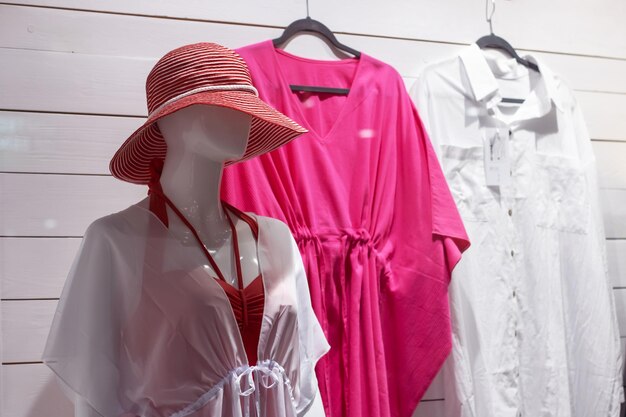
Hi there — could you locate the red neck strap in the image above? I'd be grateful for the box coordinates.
[147,158,259,284]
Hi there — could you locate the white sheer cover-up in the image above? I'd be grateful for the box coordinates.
[42,203,330,417]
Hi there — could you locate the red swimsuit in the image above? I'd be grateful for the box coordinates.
[148,166,264,365]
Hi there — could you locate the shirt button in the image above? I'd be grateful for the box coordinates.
[511,250,515,257]
[512,289,517,298]
[508,208,513,216]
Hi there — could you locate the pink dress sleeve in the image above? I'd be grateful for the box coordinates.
[377,78,470,416]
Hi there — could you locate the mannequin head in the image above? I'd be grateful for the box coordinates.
[157,104,253,163]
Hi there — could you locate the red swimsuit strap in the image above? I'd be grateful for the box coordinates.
[146,159,258,286]
[222,201,259,240]
[224,209,244,289]
[147,159,170,228]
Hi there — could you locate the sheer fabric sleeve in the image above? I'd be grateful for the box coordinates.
[288,229,330,416]
[572,96,624,416]
[42,219,126,417]
[384,77,470,276]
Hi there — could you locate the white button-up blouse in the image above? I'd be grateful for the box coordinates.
[411,44,623,417]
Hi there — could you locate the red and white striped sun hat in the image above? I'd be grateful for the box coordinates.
[109,42,307,184]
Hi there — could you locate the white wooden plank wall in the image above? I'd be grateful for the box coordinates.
[1,2,625,416]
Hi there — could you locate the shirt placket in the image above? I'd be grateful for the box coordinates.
[490,118,524,417]
[507,125,525,417]
[489,89,553,415]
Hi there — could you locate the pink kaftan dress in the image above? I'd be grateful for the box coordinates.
[221,41,470,417]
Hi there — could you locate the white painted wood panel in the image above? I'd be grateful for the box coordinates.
[412,400,444,417]
[577,92,626,142]
[3,5,626,94]
[7,0,626,59]
[532,53,626,95]
[0,237,80,299]
[2,300,56,363]
[614,289,626,336]
[2,363,73,417]
[609,240,626,289]
[422,370,444,401]
[315,0,626,60]
[594,142,626,190]
[1,49,625,142]
[0,4,279,59]
[0,111,140,174]
[601,190,626,239]
[5,0,305,33]
[0,173,145,237]
[3,111,624,176]
[0,48,151,116]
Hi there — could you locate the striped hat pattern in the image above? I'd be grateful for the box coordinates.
[110,42,307,184]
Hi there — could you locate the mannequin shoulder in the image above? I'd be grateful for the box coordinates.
[248,213,295,241]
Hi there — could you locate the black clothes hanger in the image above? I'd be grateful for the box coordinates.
[476,35,540,74]
[272,1,360,96]
[476,0,538,104]
[272,17,361,60]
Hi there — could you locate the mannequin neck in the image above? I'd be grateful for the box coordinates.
[159,147,229,248]
[154,104,252,252]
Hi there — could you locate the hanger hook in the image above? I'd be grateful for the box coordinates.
[306,0,310,18]
[485,0,495,34]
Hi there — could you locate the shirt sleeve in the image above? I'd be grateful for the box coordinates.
[42,219,126,417]
[383,80,470,274]
[572,98,624,415]
[409,68,441,157]
[288,229,331,417]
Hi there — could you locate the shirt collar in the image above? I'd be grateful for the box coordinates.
[459,43,564,115]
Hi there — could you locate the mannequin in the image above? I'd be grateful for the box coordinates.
[75,105,255,417]
[72,104,326,417]
[45,42,328,417]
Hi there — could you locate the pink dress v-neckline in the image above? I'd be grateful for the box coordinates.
[267,44,368,143]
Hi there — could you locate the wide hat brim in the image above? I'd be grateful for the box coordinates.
[109,90,307,184]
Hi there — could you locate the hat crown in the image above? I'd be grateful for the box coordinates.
[146,43,253,114]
